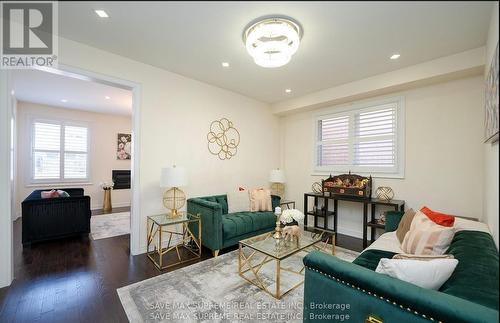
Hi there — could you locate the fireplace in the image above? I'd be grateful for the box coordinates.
[112,170,131,189]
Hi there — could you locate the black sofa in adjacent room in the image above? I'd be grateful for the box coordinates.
[21,188,91,246]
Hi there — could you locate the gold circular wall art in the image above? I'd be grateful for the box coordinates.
[207,118,240,160]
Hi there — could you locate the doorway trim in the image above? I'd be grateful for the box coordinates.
[31,64,142,255]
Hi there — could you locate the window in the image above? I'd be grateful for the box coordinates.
[314,97,405,177]
[31,120,89,183]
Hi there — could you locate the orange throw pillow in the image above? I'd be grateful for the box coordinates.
[420,206,455,227]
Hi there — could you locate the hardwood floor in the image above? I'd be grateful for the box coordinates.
[0,218,363,323]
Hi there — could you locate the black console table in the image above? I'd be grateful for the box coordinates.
[304,192,405,248]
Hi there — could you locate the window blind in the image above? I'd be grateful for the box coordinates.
[33,122,61,180]
[353,106,396,167]
[32,121,89,182]
[315,100,402,175]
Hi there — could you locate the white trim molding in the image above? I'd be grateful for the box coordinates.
[0,70,14,287]
[38,64,142,256]
[312,96,405,179]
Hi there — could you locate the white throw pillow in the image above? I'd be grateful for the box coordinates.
[401,211,455,255]
[375,258,458,290]
[227,190,250,213]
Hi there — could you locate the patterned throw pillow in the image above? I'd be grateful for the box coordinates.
[227,188,250,213]
[396,208,416,243]
[41,190,60,198]
[401,211,455,255]
[249,188,272,212]
[57,190,70,197]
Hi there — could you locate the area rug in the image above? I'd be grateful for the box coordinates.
[117,246,359,323]
[91,212,130,240]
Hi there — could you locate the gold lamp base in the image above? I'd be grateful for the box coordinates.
[163,187,186,217]
[271,182,285,199]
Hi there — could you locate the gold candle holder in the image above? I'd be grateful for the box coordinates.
[273,207,283,239]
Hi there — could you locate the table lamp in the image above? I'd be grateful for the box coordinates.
[160,165,187,217]
[269,168,286,199]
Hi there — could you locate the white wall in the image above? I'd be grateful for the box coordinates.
[280,76,485,238]
[58,37,280,253]
[15,101,132,213]
[483,4,499,248]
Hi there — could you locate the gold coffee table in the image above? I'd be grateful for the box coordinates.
[238,227,335,299]
[146,212,201,270]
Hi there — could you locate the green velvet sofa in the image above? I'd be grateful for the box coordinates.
[303,211,499,323]
[187,194,280,256]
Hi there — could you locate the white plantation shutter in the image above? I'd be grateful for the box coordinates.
[315,98,404,176]
[33,122,61,180]
[64,126,88,179]
[354,105,396,167]
[31,120,89,182]
[317,115,350,166]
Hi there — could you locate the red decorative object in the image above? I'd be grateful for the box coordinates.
[420,206,455,227]
[322,172,372,198]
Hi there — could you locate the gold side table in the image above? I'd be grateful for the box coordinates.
[146,212,201,270]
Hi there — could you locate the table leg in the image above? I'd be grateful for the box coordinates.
[303,195,308,227]
[371,204,376,243]
[158,225,163,268]
[276,259,281,299]
[314,197,318,228]
[363,203,368,249]
[333,199,338,233]
[324,198,329,230]
[238,243,242,273]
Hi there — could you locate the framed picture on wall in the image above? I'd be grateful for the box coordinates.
[117,133,131,160]
[485,42,499,143]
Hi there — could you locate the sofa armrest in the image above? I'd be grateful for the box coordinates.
[385,210,404,232]
[187,198,223,251]
[303,251,498,323]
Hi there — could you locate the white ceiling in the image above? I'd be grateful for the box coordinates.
[12,69,132,115]
[59,1,492,103]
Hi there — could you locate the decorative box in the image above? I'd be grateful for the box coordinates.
[322,172,372,198]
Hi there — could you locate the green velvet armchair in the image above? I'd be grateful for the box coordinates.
[187,194,280,256]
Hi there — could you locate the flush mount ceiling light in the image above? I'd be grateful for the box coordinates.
[243,17,302,68]
[390,53,401,60]
[94,10,109,18]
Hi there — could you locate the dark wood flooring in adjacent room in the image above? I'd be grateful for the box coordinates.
[0,217,363,323]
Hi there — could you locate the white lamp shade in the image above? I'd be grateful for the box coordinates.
[160,166,187,188]
[269,169,286,183]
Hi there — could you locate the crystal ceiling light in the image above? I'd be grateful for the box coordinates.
[243,17,302,68]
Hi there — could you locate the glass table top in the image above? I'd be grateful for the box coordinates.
[239,226,335,260]
[147,212,199,226]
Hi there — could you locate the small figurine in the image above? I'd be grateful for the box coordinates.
[342,178,351,187]
[282,225,301,242]
[334,178,343,187]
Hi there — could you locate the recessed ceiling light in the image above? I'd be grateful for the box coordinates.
[105,96,111,100]
[60,99,68,103]
[94,10,109,18]
[390,54,401,60]
[285,89,292,93]
[221,62,230,67]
